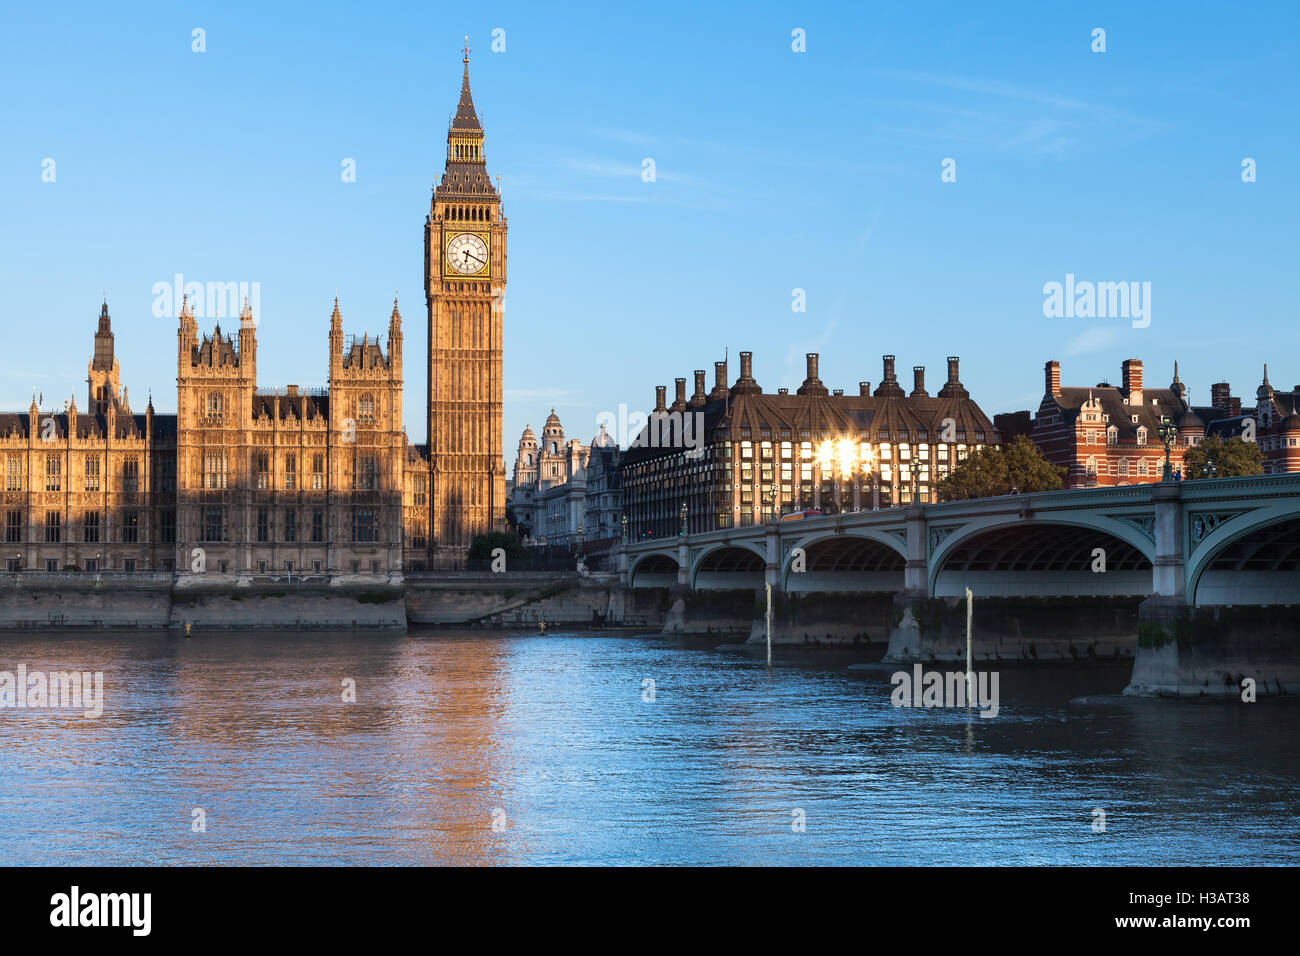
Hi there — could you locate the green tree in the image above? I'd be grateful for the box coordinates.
[1181,433,1264,479]
[468,531,529,561]
[936,435,1065,501]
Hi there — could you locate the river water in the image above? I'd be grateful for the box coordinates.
[0,629,1296,866]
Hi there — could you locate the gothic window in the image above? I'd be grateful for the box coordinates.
[159,510,176,545]
[255,452,270,489]
[207,392,223,418]
[6,457,21,492]
[352,507,376,543]
[201,507,224,542]
[358,395,375,425]
[312,453,325,490]
[45,455,61,492]
[123,510,139,543]
[204,451,227,490]
[6,510,22,543]
[44,511,60,543]
[123,456,139,493]
[356,454,380,491]
[285,454,297,490]
[83,510,99,543]
[311,509,324,542]
[256,508,269,542]
[84,455,100,492]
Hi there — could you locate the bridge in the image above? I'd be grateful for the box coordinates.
[617,475,1300,695]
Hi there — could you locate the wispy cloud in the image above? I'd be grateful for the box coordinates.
[1064,326,1119,356]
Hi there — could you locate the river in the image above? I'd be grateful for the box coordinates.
[1,629,1296,865]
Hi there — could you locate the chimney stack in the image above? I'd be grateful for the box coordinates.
[859,382,870,396]
[689,369,707,406]
[1122,359,1143,404]
[911,366,927,398]
[1211,382,1231,410]
[709,360,729,401]
[938,356,969,399]
[670,377,687,412]
[883,355,896,382]
[654,385,667,412]
[797,351,829,396]
[732,350,760,394]
[1045,360,1061,397]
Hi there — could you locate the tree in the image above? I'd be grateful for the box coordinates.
[936,435,1065,501]
[468,531,529,561]
[1181,433,1264,479]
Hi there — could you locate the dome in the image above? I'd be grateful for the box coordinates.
[591,423,616,448]
[520,423,535,439]
[1176,409,1204,431]
[544,408,562,428]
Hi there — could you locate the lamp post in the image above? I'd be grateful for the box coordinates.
[766,487,778,524]
[1157,415,1178,481]
[679,500,688,537]
[620,514,628,543]
[1205,457,1217,480]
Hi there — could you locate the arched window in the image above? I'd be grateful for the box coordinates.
[207,392,223,417]
[358,394,374,425]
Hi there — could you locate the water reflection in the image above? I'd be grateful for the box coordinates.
[0,629,1296,865]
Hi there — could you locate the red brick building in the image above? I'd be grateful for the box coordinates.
[1030,359,1204,488]
[1030,359,1300,487]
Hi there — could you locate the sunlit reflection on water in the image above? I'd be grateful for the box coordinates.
[0,629,1296,865]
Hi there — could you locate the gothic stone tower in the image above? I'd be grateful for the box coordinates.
[424,43,507,558]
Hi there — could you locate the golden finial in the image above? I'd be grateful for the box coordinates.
[463,35,470,64]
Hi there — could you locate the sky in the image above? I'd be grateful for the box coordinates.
[1,0,1297,456]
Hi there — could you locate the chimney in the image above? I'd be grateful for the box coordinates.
[859,382,870,396]
[708,360,729,401]
[832,389,843,396]
[654,385,667,412]
[732,350,760,394]
[1211,382,1231,410]
[873,355,905,397]
[689,369,707,406]
[911,366,928,398]
[797,352,829,396]
[670,377,687,412]
[1045,360,1061,397]
[938,355,969,399]
[777,388,789,395]
[1122,359,1143,404]
[286,384,299,397]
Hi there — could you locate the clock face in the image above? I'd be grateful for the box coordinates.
[446,233,489,275]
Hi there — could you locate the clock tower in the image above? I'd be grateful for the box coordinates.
[425,40,507,559]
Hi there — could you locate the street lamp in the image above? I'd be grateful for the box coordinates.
[766,486,778,524]
[678,500,688,536]
[1205,457,1217,480]
[1157,415,1178,481]
[621,513,628,543]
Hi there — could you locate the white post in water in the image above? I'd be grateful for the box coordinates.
[965,587,974,703]
[765,583,773,668]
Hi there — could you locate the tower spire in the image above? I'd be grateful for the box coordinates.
[452,39,481,131]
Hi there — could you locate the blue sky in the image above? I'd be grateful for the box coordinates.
[1,1,1297,453]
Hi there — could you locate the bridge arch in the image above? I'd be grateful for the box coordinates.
[780,529,907,592]
[928,515,1155,597]
[1185,501,1300,605]
[691,542,768,590]
[628,552,680,589]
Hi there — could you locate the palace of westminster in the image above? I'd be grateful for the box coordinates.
[1,51,505,575]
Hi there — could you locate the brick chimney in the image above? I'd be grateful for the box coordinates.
[911,366,928,398]
[797,352,829,396]
[1045,360,1061,397]
[689,369,707,407]
[670,377,687,412]
[708,360,729,402]
[654,385,667,412]
[859,382,870,396]
[1122,359,1143,405]
[1211,382,1231,410]
[732,350,761,394]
